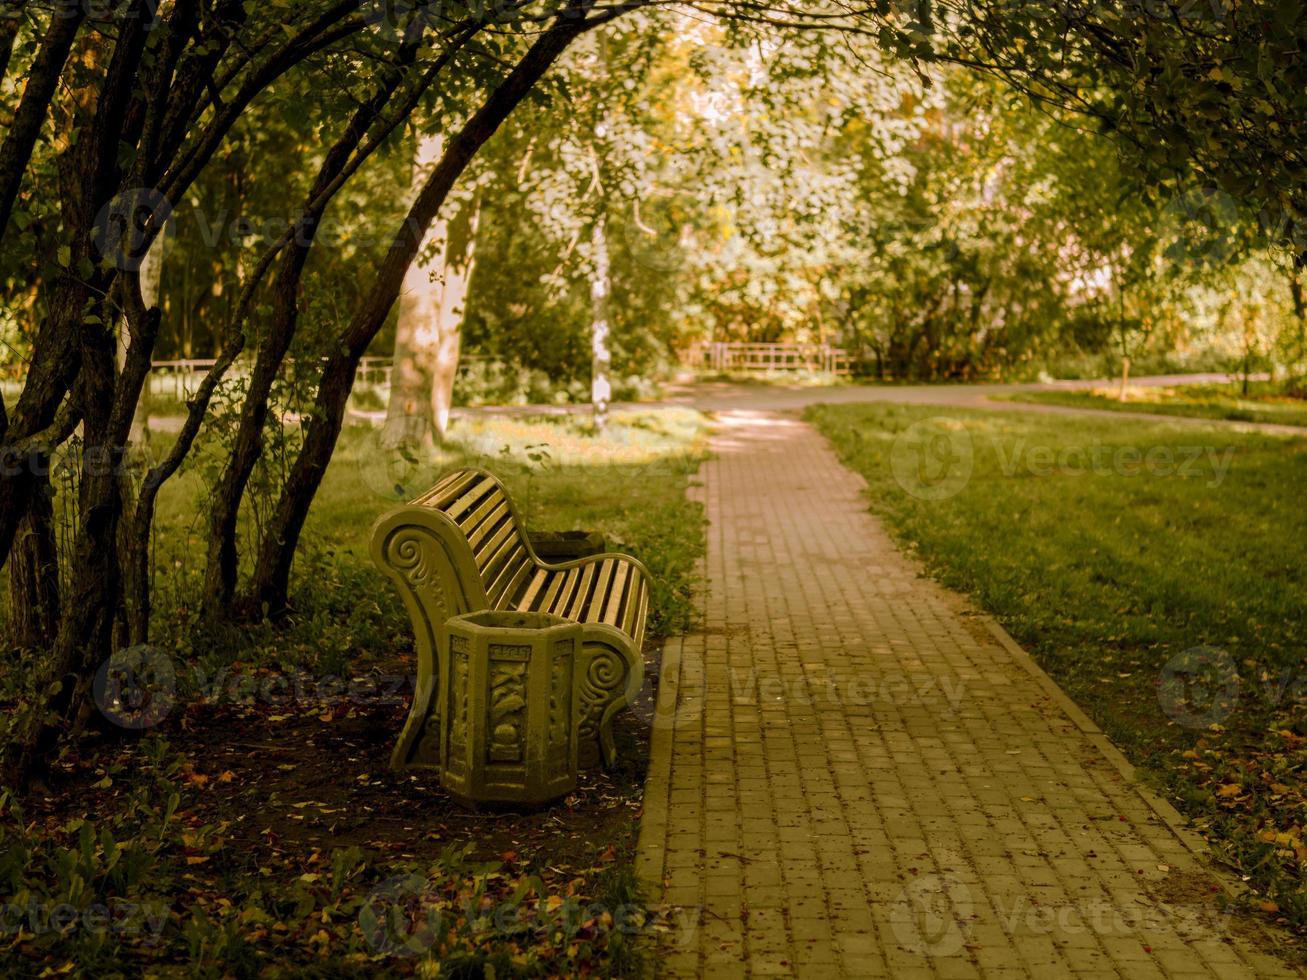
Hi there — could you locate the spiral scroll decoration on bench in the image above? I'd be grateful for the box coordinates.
[578,644,630,767]
[381,526,450,767]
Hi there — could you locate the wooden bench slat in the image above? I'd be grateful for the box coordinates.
[563,560,601,621]
[462,497,509,547]
[536,567,570,613]
[484,540,528,603]
[588,559,616,622]
[412,470,474,509]
[515,568,548,610]
[549,566,586,618]
[466,505,511,559]
[425,470,481,508]
[445,476,498,522]
[623,579,648,646]
[512,560,647,632]
[489,553,534,610]
[474,517,517,573]
[602,562,629,627]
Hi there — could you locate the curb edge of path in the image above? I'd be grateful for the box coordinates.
[977,616,1216,869]
[978,615,1307,963]
[634,635,682,895]
[633,635,684,980]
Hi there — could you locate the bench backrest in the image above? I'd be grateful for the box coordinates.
[412,469,535,610]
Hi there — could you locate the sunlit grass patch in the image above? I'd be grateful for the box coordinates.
[449,407,710,467]
[1004,381,1307,428]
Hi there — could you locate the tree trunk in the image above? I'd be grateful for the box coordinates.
[0,5,85,239]
[114,240,164,648]
[0,3,25,85]
[1289,273,1306,384]
[242,8,594,619]
[0,278,88,570]
[1115,278,1131,401]
[1241,311,1257,395]
[6,471,59,649]
[4,320,122,785]
[200,246,309,620]
[123,327,248,645]
[0,0,444,787]
[589,213,613,430]
[381,136,481,450]
[128,231,164,450]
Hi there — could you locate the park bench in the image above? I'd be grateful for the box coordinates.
[371,467,649,772]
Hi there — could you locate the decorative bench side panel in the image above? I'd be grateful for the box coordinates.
[578,623,645,768]
[370,507,490,769]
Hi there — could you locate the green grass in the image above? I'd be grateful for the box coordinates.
[142,406,709,658]
[808,402,1307,931]
[1004,380,1307,428]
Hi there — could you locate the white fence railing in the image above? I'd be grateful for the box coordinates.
[682,342,851,376]
[126,355,491,399]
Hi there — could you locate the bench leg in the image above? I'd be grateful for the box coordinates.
[577,630,642,768]
[392,674,442,769]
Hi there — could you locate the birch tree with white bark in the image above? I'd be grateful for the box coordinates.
[381,135,482,449]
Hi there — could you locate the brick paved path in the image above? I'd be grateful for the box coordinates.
[635,410,1300,979]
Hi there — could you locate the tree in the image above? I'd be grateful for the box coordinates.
[923,0,1307,259]
[381,135,481,449]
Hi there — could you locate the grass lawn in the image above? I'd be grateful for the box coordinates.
[1003,380,1307,428]
[2,408,708,978]
[808,402,1307,933]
